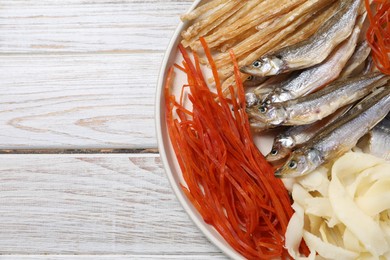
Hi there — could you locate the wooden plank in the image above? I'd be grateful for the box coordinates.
[0,255,227,260]
[0,0,198,149]
[0,53,162,149]
[0,148,159,154]
[0,154,224,257]
[0,0,193,54]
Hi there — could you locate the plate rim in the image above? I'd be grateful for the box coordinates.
[154,1,244,259]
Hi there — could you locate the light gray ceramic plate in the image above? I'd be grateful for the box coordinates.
[155,2,273,259]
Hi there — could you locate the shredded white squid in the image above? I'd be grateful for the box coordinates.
[285,152,390,259]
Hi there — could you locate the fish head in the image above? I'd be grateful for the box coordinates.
[274,148,322,178]
[240,56,284,77]
[266,141,292,163]
[254,87,280,104]
[243,75,267,88]
[278,135,295,148]
[249,118,269,130]
[246,102,287,128]
[245,92,259,108]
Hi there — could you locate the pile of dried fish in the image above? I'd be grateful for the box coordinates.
[247,73,387,127]
[276,87,390,177]
[181,0,344,91]
[177,0,390,258]
[240,0,390,177]
[240,0,362,77]
[182,0,389,176]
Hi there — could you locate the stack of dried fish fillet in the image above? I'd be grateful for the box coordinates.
[182,0,343,88]
[181,0,390,177]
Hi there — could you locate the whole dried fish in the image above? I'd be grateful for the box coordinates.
[253,23,361,104]
[266,106,351,164]
[357,115,390,160]
[275,87,390,178]
[243,75,268,88]
[363,55,375,74]
[245,73,292,107]
[340,40,371,78]
[246,73,388,129]
[240,0,361,77]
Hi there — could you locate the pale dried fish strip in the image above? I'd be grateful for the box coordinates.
[193,0,264,50]
[181,0,239,41]
[218,27,259,53]
[277,1,339,48]
[182,1,246,49]
[180,0,230,21]
[204,0,306,49]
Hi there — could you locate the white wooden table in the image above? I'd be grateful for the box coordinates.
[0,1,227,259]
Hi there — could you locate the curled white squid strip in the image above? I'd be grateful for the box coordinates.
[285,152,390,259]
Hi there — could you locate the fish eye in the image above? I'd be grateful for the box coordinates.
[247,75,254,81]
[253,60,261,68]
[258,106,267,113]
[288,160,297,169]
[270,149,278,155]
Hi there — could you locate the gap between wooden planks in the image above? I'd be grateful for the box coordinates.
[0,0,193,54]
[0,53,160,150]
[0,0,193,150]
[0,255,227,260]
[0,148,159,155]
[0,154,226,258]
[0,0,227,258]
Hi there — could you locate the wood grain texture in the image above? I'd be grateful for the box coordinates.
[0,0,193,54]
[0,154,224,257]
[0,256,227,260]
[0,54,160,149]
[0,0,195,149]
[0,0,226,259]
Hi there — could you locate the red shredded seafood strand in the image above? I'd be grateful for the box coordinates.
[165,42,299,259]
[365,0,390,74]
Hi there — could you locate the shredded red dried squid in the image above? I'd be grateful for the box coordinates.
[365,0,390,74]
[164,39,309,259]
